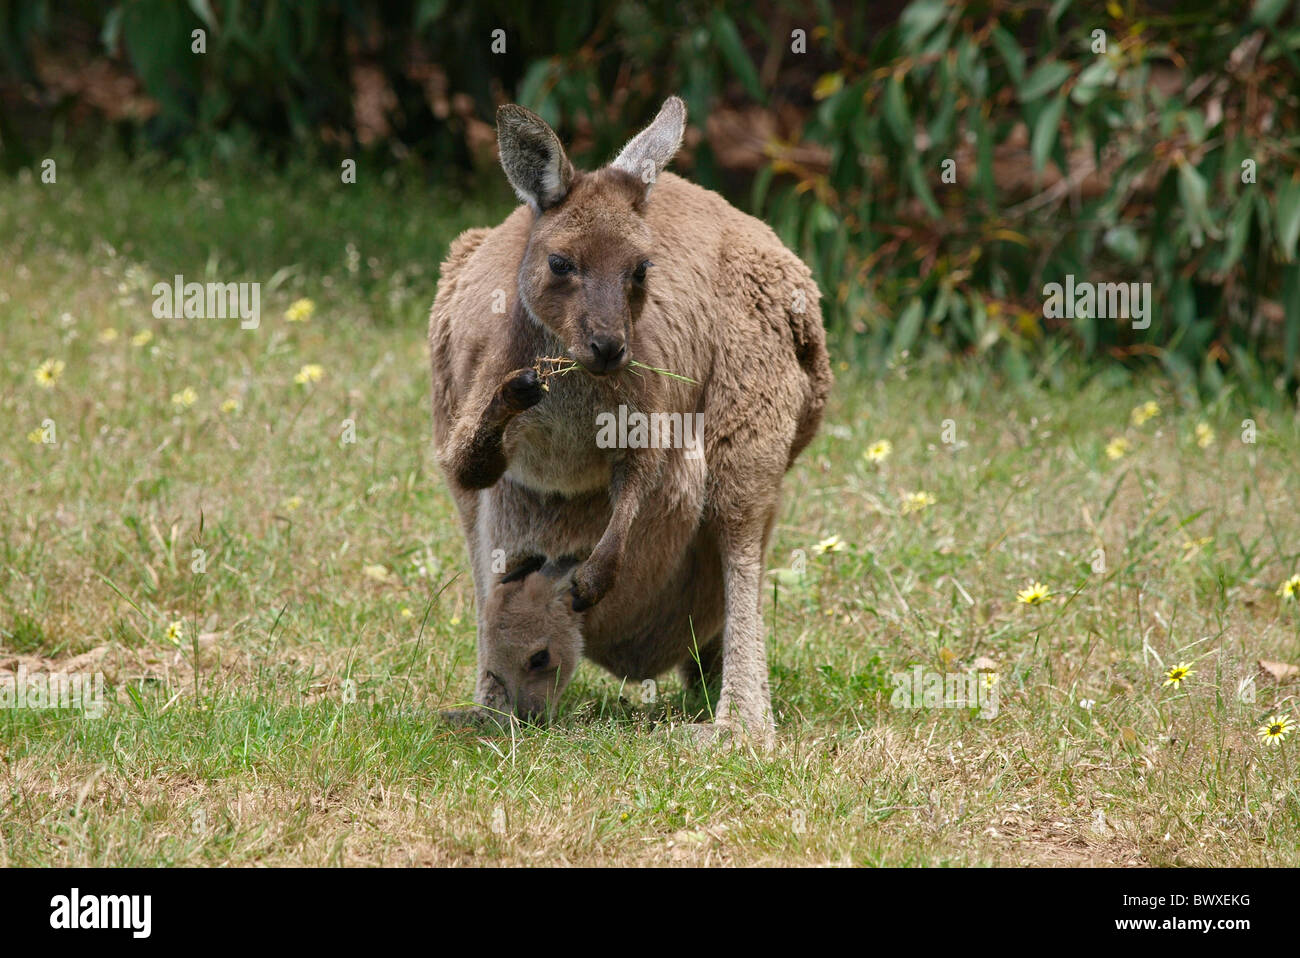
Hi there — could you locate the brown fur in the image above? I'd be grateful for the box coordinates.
[428,97,831,745]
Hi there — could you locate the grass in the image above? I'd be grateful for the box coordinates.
[1,155,1299,866]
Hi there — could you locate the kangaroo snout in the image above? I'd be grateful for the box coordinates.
[583,333,628,375]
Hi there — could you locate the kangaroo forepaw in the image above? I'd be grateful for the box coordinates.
[569,555,617,611]
[500,367,545,413]
[569,582,596,613]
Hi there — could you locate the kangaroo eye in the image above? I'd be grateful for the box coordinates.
[548,254,575,276]
[527,649,551,671]
[632,260,651,283]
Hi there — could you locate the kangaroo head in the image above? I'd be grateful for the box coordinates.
[497,97,686,376]
[481,556,585,723]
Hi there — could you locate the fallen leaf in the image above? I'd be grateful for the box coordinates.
[1257,659,1300,683]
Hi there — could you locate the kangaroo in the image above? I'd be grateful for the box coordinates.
[471,484,726,725]
[429,96,830,745]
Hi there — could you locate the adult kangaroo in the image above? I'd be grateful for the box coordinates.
[429,96,830,745]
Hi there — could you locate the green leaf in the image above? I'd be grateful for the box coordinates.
[516,59,558,114]
[883,75,911,148]
[415,0,448,31]
[710,10,764,101]
[1158,348,1196,394]
[970,105,995,201]
[928,74,957,148]
[1031,92,1067,173]
[810,202,839,234]
[1102,224,1141,263]
[1180,109,1206,145]
[906,162,942,217]
[990,24,1025,86]
[1283,264,1300,374]
[187,0,218,30]
[100,6,123,51]
[899,0,949,52]
[1276,178,1300,262]
[1251,0,1289,26]
[1071,57,1115,105]
[1177,161,1211,248]
[892,299,925,357]
[1217,194,1255,273]
[1020,60,1072,102]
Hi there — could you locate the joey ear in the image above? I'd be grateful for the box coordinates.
[539,556,581,599]
[500,554,546,584]
[552,570,581,608]
[497,105,575,212]
[609,96,686,199]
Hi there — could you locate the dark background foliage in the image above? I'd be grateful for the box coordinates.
[3,0,1298,401]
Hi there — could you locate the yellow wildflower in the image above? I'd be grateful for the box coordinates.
[34,358,65,388]
[294,363,324,385]
[1163,662,1194,689]
[1017,581,1052,606]
[1130,401,1160,426]
[901,491,936,514]
[864,439,893,464]
[813,535,846,556]
[285,298,316,323]
[1258,714,1293,745]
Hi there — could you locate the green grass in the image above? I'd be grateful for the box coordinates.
[1,156,1299,866]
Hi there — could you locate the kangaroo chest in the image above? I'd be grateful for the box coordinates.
[502,382,624,497]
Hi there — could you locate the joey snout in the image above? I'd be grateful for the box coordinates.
[438,670,514,730]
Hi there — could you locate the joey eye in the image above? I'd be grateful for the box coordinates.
[548,254,576,276]
[632,260,651,283]
[527,649,551,671]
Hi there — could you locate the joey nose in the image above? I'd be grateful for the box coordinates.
[517,703,549,725]
[587,336,627,375]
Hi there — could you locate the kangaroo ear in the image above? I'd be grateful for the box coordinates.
[497,105,575,212]
[609,96,686,199]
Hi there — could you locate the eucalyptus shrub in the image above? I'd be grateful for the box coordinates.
[770,0,1300,397]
